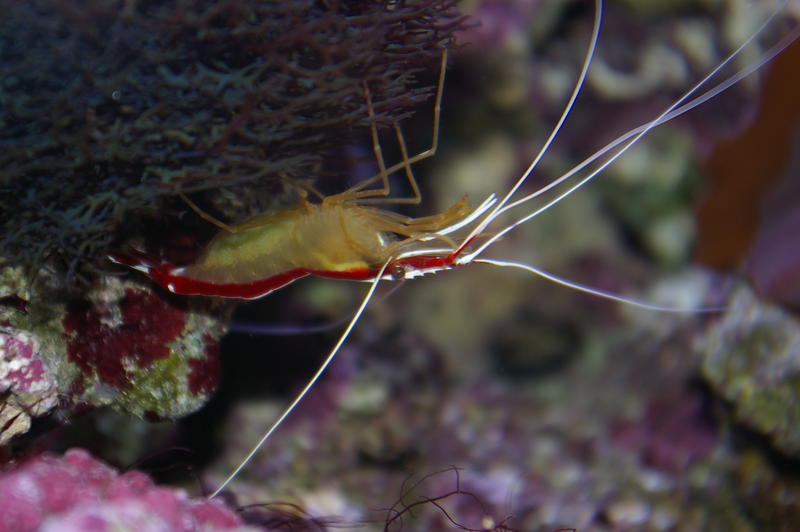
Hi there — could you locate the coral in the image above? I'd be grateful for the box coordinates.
[1,264,230,442]
[209,318,732,530]
[0,0,465,281]
[0,329,59,445]
[63,288,187,390]
[699,286,800,458]
[597,129,699,267]
[0,448,253,532]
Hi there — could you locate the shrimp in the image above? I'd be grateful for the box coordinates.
[111,0,799,506]
[109,52,489,300]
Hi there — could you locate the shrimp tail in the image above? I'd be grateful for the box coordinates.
[109,249,313,299]
[108,250,180,292]
[108,249,173,273]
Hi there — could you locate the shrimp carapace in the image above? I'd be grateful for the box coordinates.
[111,50,485,299]
[110,195,472,299]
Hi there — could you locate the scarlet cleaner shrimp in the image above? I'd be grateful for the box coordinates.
[113,0,800,512]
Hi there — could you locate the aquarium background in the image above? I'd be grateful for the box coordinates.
[2,1,800,531]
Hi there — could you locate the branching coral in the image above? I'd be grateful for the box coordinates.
[0,0,465,282]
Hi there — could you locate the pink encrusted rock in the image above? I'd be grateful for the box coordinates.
[0,448,253,532]
[0,332,57,400]
[59,279,230,418]
[0,327,59,445]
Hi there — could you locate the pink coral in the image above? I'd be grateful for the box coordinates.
[0,449,251,532]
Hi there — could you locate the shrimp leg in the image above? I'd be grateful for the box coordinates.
[336,51,448,203]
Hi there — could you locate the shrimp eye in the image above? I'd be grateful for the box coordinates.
[390,264,407,280]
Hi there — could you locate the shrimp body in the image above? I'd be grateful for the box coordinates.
[110,50,484,300]
[110,195,472,300]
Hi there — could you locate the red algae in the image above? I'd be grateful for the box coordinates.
[2,272,230,436]
[63,289,186,388]
[188,336,222,397]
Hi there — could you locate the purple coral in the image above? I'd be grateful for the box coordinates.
[0,448,250,532]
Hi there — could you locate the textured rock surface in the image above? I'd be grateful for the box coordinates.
[1,265,230,443]
[0,448,253,532]
[700,286,800,457]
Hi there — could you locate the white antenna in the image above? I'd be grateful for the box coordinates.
[210,260,392,498]
[475,258,724,312]
[462,0,793,263]
[457,0,604,252]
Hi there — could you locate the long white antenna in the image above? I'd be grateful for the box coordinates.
[210,260,392,498]
[475,258,724,312]
[457,0,604,251]
[496,13,800,217]
[462,0,792,263]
